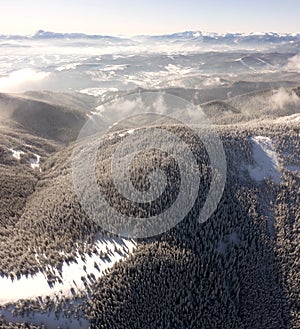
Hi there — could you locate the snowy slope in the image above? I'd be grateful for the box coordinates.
[0,237,135,305]
[248,136,281,184]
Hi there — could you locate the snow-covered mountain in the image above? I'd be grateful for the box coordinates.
[145,30,300,45]
[0,30,129,41]
[32,29,124,40]
[0,30,299,45]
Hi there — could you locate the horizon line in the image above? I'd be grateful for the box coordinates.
[0,29,299,38]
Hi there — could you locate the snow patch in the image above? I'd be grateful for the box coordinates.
[102,64,127,72]
[202,76,224,87]
[79,87,118,97]
[56,62,81,71]
[119,128,135,137]
[248,136,281,184]
[234,57,256,71]
[29,154,41,170]
[127,129,135,134]
[193,32,201,38]
[0,237,135,305]
[165,64,193,75]
[9,148,24,160]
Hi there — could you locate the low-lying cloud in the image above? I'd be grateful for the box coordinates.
[270,88,299,110]
[0,68,51,93]
[285,54,300,72]
[202,76,225,87]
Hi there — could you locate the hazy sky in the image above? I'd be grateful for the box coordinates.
[0,0,299,35]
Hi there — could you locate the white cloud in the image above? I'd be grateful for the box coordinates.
[0,68,51,93]
[270,88,299,110]
[202,76,224,87]
[285,54,300,72]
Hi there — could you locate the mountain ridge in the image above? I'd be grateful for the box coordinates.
[1,30,300,42]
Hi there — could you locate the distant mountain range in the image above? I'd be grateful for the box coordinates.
[0,30,300,45]
[144,31,300,46]
[0,30,128,41]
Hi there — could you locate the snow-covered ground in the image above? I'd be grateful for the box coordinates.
[248,136,281,184]
[1,308,89,329]
[119,128,135,137]
[0,237,135,328]
[0,237,135,305]
[9,148,25,160]
[9,147,41,171]
[29,154,41,171]
[234,57,256,72]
